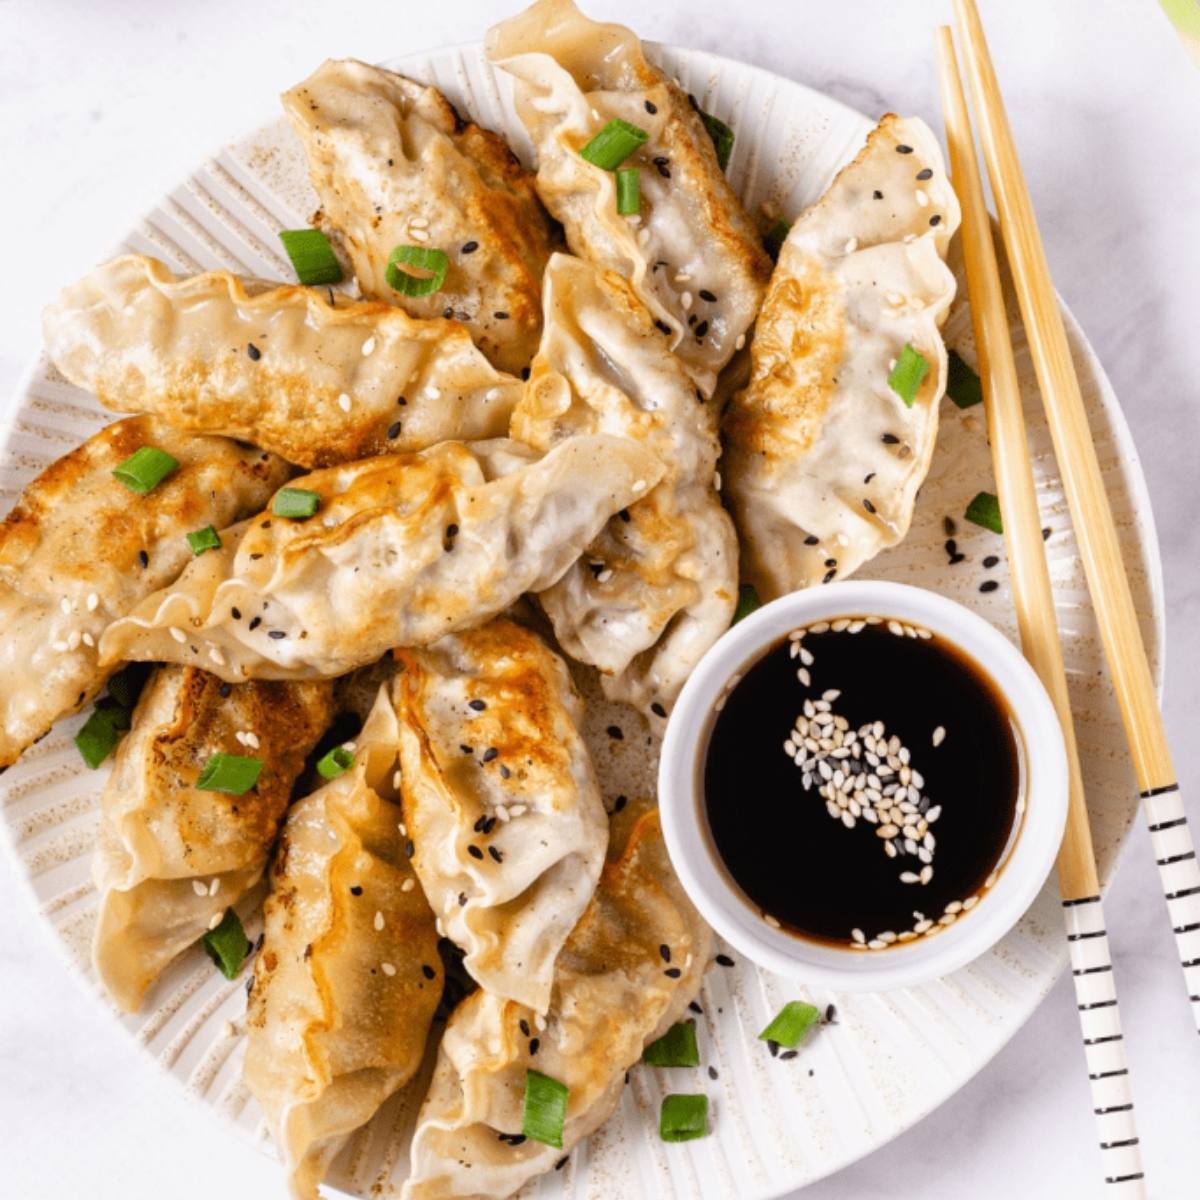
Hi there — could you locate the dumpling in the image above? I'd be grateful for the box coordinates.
[722,114,959,599]
[404,799,711,1200]
[392,617,606,1013]
[43,254,521,469]
[487,0,771,395]
[513,254,737,715]
[92,666,334,1012]
[283,59,557,376]
[244,688,442,1200]
[0,416,289,768]
[99,436,663,682]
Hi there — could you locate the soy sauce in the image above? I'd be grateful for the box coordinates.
[702,619,1021,947]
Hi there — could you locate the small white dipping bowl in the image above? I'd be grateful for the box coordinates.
[659,580,1068,992]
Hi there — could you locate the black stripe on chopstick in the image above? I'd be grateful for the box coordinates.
[1074,964,1114,976]
[1083,1033,1124,1046]
[1166,885,1200,901]
[1094,1103,1134,1115]
[1157,851,1197,866]
[1149,816,1188,833]
[1140,783,1180,799]
[1181,957,1200,970]
[1105,1174,1145,1185]
[1100,1138,1140,1151]
[1090,1068,1129,1080]
[1078,999,1118,1011]
[1067,929,1107,941]
[1173,921,1200,935]
[1062,895,1102,908]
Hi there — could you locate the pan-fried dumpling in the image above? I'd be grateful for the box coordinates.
[404,799,711,1200]
[722,114,959,599]
[0,417,289,768]
[43,255,521,469]
[91,666,333,1011]
[282,59,557,376]
[392,618,606,1013]
[513,255,737,714]
[99,436,663,682]
[244,689,442,1200]
[487,0,771,395]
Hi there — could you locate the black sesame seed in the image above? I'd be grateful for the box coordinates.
[699,289,717,302]
[520,1018,531,1036]
[863,498,877,514]
[689,1001,703,1015]
[651,702,667,718]
[823,568,836,584]
[397,395,407,406]
[529,1037,540,1055]
[556,1157,569,1171]
[138,549,149,568]
[824,558,838,568]
[613,794,627,813]
[350,885,363,896]
[873,189,884,199]
[767,1039,780,1056]
[653,155,669,168]
[521,366,531,380]
[247,343,261,361]
[249,553,263,560]
[387,421,402,439]
[443,306,453,318]
[694,320,709,338]
[644,100,657,114]
[659,944,672,963]
[268,629,286,639]
[218,682,233,698]
[949,552,966,565]
[488,845,503,863]
[474,815,489,833]
[825,1003,838,1024]
[896,143,914,154]
[458,892,467,906]
[1042,526,1052,541]
[460,744,473,755]
[483,816,497,834]
[618,508,632,523]
[469,699,487,711]
[780,1049,799,1060]
[945,539,958,555]
[249,616,262,630]
[708,1066,719,1080]
[864,472,876,484]
[715,953,735,967]
[499,765,511,779]
[983,555,1000,568]
[468,844,484,860]
[979,579,999,593]
[482,747,498,763]
[881,433,900,445]
[916,167,933,180]
[494,311,510,320]
[231,607,242,620]
[461,240,479,254]
[654,319,672,336]
[588,561,604,577]
[422,964,436,980]
[446,523,459,538]
[664,967,682,978]
[606,725,624,740]
[944,515,958,536]
[804,534,820,546]
[930,214,942,226]
[405,839,415,858]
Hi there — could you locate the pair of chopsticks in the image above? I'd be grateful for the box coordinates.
[938,1,1199,1193]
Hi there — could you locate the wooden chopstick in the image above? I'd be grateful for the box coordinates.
[935,26,1146,1197]
[952,0,1200,1034]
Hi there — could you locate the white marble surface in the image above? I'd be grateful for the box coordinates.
[1,1,1198,1196]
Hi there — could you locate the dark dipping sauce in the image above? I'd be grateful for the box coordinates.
[703,619,1022,947]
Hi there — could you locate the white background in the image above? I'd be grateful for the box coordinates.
[1,1,1198,1197]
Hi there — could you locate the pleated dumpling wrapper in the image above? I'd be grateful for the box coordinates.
[392,617,606,1014]
[42,255,522,469]
[283,59,557,376]
[722,114,960,599]
[513,254,737,715]
[487,0,771,395]
[91,666,333,1012]
[0,416,289,768]
[244,688,442,1200]
[98,436,663,682]
[403,799,712,1200]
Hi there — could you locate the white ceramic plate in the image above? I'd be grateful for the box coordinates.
[0,39,1163,1200]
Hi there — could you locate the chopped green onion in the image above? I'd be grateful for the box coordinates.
[698,109,735,171]
[521,1069,569,1148]
[887,343,931,407]
[272,487,321,520]
[643,1020,700,1067]
[278,228,343,286]
[579,119,648,170]
[112,446,179,495]
[386,245,450,297]
[965,490,1003,534]
[186,525,222,555]
[732,583,761,625]
[106,663,152,710]
[759,1001,821,1049]
[947,349,984,409]
[74,700,132,769]
[659,1093,709,1143]
[201,908,252,979]
[317,746,354,780]
[764,218,790,260]
[616,167,641,215]
[196,752,262,795]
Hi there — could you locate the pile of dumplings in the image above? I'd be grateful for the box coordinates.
[5,0,960,1196]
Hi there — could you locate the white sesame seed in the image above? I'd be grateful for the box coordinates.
[963,895,979,910]
[764,913,781,929]
[425,385,441,400]
[674,273,693,283]
[409,217,429,229]
[485,387,501,402]
[375,911,385,931]
[398,822,407,837]
[209,878,220,896]
[401,878,415,893]
[920,865,933,884]
[535,1012,547,1032]
[221,1020,237,1037]
[60,597,71,616]
[408,226,430,242]
[361,336,376,356]
[208,912,224,930]
[932,725,946,747]
[885,291,905,306]
[900,871,919,884]
[596,568,614,584]
[799,647,814,666]
[381,962,396,976]
[925,805,942,822]
[915,189,930,207]
[914,918,933,933]
[169,626,187,644]
[735,333,746,351]
[192,880,208,897]
[392,770,402,789]
[209,646,226,667]
[338,393,352,412]
[840,811,855,830]
[851,927,865,944]
[681,292,693,310]
[887,620,903,637]
[82,632,95,648]
[844,237,858,254]
[86,591,99,612]
[867,938,886,950]
[637,227,650,246]
[797,668,811,687]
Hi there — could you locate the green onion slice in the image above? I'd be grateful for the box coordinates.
[643,1020,700,1068]
[887,343,931,407]
[278,228,343,286]
[764,218,791,260]
[186,525,222,555]
[659,1093,709,1143]
[112,446,179,495]
[732,583,761,625]
[196,752,262,795]
[386,245,450,297]
[698,109,735,171]
[521,1069,569,1148]
[272,487,321,520]
[616,166,641,215]
[201,908,252,980]
[759,1001,821,1049]
[947,349,984,409]
[317,746,355,780]
[74,700,132,770]
[965,490,1003,534]
[579,119,648,171]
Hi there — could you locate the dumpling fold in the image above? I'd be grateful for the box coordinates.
[283,59,557,375]
[722,114,960,598]
[244,688,442,1200]
[0,416,289,768]
[392,617,607,1014]
[514,254,737,714]
[91,666,334,1011]
[98,436,663,682]
[42,255,521,468]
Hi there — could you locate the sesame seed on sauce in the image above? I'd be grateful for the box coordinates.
[468,844,484,860]
[979,580,999,593]
[864,472,876,484]
[397,395,407,406]
[663,967,682,978]
[824,558,838,569]
[231,607,241,620]
[446,523,459,538]
[520,1018,531,1036]
[823,569,836,584]
[247,343,261,361]
[767,1040,780,1057]
[618,508,632,523]
[644,99,657,114]
[458,892,467,906]
[473,814,489,833]
[606,725,624,740]
[804,534,820,547]
[421,964,436,980]
[387,421,402,439]
[521,366,531,380]
[218,682,233,698]
[824,1003,838,1024]
[499,765,511,779]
